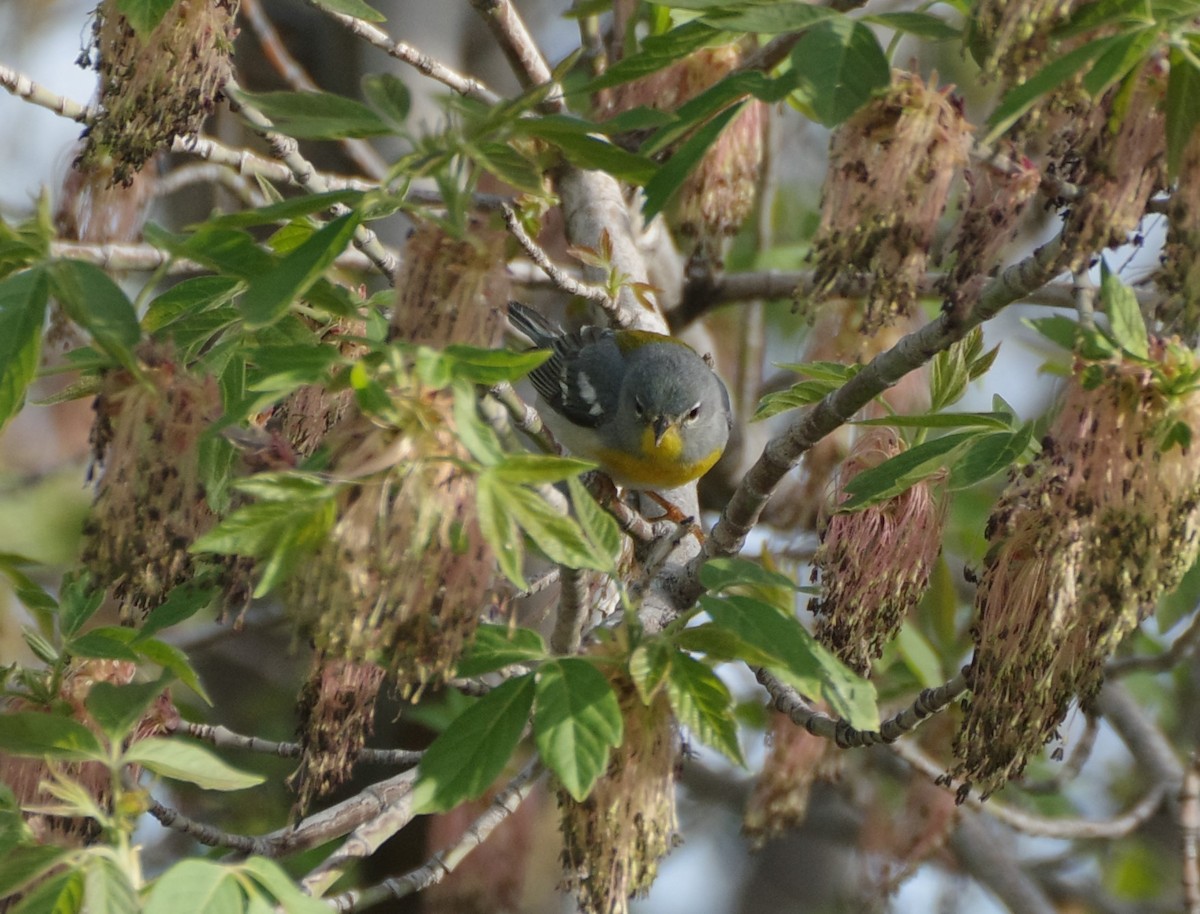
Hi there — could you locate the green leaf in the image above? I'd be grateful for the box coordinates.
[82,855,138,914]
[144,860,243,914]
[840,432,974,510]
[1081,27,1156,98]
[516,120,657,185]
[235,89,391,139]
[492,454,597,485]
[247,343,341,392]
[700,594,878,728]
[470,141,546,195]
[855,412,1013,430]
[0,268,48,432]
[442,344,552,384]
[700,556,798,595]
[308,0,385,22]
[1026,314,1084,351]
[361,73,411,129]
[1100,260,1150,358]
[207,191,364,229]
[566,477,623,574]
[0,845,71,899]
[1054,0,1150,39]
[701,3,838,33]
[629,639,672,702]
[895,624,943,688]
[863,11,960,40]
[85,675,172,744]
[240,211,362,329]
[135,586,215,642]
[533,659,623,801]
[1167,46,1200,178]
[456,624,548,677]
[124,738,266,790]
[411,674,536,813]
[949,424,1034,489]
[481,473,612,574]
[476,473,526,588]
[986,34,1123,142]
[0,711,103,760]
[674,622,779,666]
[115,0,175,35]
[57,576,103,639]
[132,638,210,704]
[451,380,505,465]
[8,867,83,914]
[239,858,332,914]
[191,476,337,597]
[665,652,743,764]
[791,18,891,127]
[48,261,141,368]
[643,102,742,222]
[145,224,274,280]
[67,627,141,663]
[584,20,726,92]
[142,275,239,334]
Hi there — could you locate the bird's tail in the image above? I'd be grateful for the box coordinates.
[506,301,559,348]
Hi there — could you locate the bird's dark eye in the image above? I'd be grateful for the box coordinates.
[686,404,701,423]
[634,397,645,417]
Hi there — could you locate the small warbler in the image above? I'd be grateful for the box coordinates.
[508,301,732,490]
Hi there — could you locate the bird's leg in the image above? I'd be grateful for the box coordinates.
[642,491,704,543]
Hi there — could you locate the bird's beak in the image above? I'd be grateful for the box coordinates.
[653,416,672,446]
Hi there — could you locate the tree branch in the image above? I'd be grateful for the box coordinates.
[242,0,388,179]
[501,205,614,311]
[225,78,399,282]
[1184,755,1200,914]
[893,740,1167,840]
[300,0,499,104]
[757,669,967,748]
[678,234,1068,611]
[172,720,422,767]
[328,760,543,912]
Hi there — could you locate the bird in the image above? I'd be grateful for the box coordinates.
[507,301,732,491]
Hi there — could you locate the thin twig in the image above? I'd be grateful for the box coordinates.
[893,740,1167,840]
[501,205,616,313]
[328,760,543,912]
[149,799,261,852]
[1020,712,1099,793]
[225,78,399,282]
[675,269,1162,327]
[243,0,388,179]
[1108,608,1200,676]
[154,162,265,207]
[0,63,93,120]
[757,669,967,748]
[172,721,422,767]
[48,240,374,275]
[300,0,500,105]
[489,382,558,454]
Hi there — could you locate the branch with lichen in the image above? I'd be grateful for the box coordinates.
[327,761,543,913]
